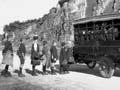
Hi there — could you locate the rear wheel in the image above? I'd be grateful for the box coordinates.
[86,61,96,69]
[99,57,115,78]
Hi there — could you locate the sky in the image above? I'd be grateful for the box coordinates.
[0,0,59,34]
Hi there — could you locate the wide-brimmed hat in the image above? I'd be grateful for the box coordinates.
[33,34,38,40]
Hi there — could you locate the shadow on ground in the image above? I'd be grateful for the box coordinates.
[55,64,101,77]
[25,68,60,75]
[25,69,44,75]
[14,69,19,74]
[55,64,120,78]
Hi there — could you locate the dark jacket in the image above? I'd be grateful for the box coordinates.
[31,43,39,60]
[50,46,58,62]
[17,43,26,64]
[50,46,58,59]
[2,40,13,54]
[17,43,26,56]
[59,47,67,65]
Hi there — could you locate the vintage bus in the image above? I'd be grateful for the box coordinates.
[73,13,120,78]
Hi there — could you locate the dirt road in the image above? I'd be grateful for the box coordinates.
[0,51,120,90]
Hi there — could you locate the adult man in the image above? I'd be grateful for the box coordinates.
[50,41,58,75]
[17,39,26,77]
[1,36,13,77]
[59,42,67,74]
[65,41,74,73]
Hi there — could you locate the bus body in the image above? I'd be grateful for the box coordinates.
[73,13,120,78]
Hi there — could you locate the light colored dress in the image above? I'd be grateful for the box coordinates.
[2,51,13,67]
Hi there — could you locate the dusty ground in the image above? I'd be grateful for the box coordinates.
[0,51,120,90]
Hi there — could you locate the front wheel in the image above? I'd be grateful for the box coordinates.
[86,61,96,69]
[98,57,115,78]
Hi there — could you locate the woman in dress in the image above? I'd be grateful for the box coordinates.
[31,35,40,76]
[1,36,13,77]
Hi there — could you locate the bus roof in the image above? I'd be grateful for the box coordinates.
[73,13,120,25]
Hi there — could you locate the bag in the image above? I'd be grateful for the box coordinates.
[34,56,39,60]
[31,54,41,65]
[34,52,41,60]
[31,60,40,65]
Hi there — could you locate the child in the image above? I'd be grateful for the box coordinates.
[17,39,26,77]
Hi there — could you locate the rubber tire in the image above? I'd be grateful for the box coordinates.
[99,57,115,78]
[86,61,96,69]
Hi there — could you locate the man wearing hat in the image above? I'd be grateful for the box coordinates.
[65,41,74,73]
[17,38,26,77]
[59,42,67,74]
[50,41,58,75]
[31,35,40,76]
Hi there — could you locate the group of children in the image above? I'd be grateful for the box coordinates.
[1,35,74,77]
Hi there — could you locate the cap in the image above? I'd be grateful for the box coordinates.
[43,41,47,45]
[20,38,23,42]
[61,42,65,46]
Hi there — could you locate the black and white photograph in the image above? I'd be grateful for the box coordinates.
[0,0,120,90]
